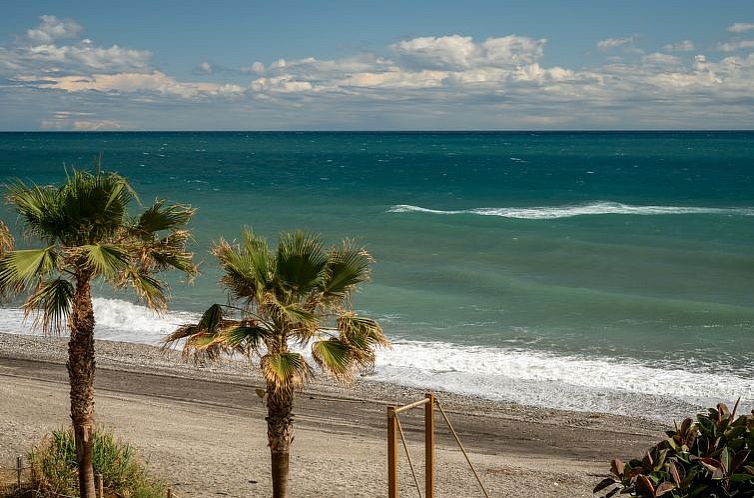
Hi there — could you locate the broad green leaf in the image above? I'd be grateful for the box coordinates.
[0,247,59,293]
[261,352,312,389]
[81,243,129,278]
[311,339,352,377]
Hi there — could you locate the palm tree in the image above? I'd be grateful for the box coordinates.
[0,169,197,498]
[164,229,388,498]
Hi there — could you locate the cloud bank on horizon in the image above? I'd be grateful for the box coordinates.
[2,15,754,130]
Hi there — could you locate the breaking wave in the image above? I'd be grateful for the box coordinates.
[388,202,754,220]
[1,298,751,418]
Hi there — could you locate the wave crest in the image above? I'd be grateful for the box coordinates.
[388,202,754,219]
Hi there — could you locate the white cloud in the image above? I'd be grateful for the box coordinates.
[663,40,695,52]
[4,15,754,129]
[390,34,546,70]
[25,43,152,72]
[597,37,633,51]
[34,71,245,98]
[196,61,213,74]
[27,15,82,44]
[727,23,754,33]
[718,40,754,52]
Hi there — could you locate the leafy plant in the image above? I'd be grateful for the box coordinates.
[27,428,166,498]
[595,401,754,497]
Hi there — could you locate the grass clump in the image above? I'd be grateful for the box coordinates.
[27,428,166,498]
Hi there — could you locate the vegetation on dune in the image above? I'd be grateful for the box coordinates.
[164,228,389,498]
[0,168,197,498]
[22,427,166,498]
[595,401,754,498]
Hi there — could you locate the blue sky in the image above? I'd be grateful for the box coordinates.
[1,1,754,130]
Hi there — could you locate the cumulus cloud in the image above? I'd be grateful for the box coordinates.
[27,15,82,44]
[663,40,695,52]
[718,40,754,52]
[727,23,754,33]
[3,15,754,129]
[390,34,546,69]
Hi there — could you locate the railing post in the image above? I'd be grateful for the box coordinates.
[16,455,22,491]
[425,393,435,498]
[96,473,104,498]
[387,405,398,498]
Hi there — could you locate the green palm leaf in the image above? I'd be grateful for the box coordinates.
[224,324,270,352]
[80,243,130,278]
[24,278,74,334]
[311,339,354,378]
[0,247,59,293]
[275,231,327,294]
[261,352,312,390]
[321,242,372,301]
[5,182,62,242]
[337,313,389,350]
[134,200,195,236]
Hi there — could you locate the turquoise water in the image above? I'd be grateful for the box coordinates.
[1,131,753,416]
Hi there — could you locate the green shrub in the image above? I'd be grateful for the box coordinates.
[595,401,754,497]
[27,428,166,498]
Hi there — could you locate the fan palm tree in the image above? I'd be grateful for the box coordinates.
[0,169,197,498]
[164,229,388,498]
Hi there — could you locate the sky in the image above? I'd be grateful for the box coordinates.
[1,0,754,130]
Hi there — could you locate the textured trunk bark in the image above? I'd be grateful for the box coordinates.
[266,382,294,498]
[67,274,96,498]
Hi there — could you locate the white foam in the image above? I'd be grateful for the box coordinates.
[373,340,754,417]
[388,201,754,220]
[0,298,199,346]
[2,298,751,417]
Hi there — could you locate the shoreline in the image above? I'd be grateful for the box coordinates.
[0,332,665,497]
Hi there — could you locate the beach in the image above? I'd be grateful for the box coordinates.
[0,332,664,497]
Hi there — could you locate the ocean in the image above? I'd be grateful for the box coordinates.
[1,131,753,419]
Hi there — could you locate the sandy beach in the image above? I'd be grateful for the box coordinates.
[0,332,667,497]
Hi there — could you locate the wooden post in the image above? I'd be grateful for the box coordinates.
[425,392,435,498]
[96,473,104,498]
[167,487,173,498]
[16,455,22,491]
[387,405,398,498]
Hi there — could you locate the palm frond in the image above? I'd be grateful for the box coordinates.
[134,200,195,236]
[142,231,197,277]
[320,241,373,302]
[275,230,328,294]
[0,247,59,293]
[213,239,261,301]
[79,243,130,278]
[311,339,354,379]
[58,169,134,244]
[6,181,63,242]
[261,352,312,391]
[23,277,74,335]
[0,221,15,253]
[224,323,270,353]
[121,267,166,310]
[337,313,390,351]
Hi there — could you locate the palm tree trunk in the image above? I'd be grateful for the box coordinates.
[67,274,96,498]
[266,382,294,498]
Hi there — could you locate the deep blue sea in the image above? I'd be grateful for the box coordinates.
[1,131,753,418]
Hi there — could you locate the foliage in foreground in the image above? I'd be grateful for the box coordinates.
[27,428,166,498]
[595,401,754,498]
